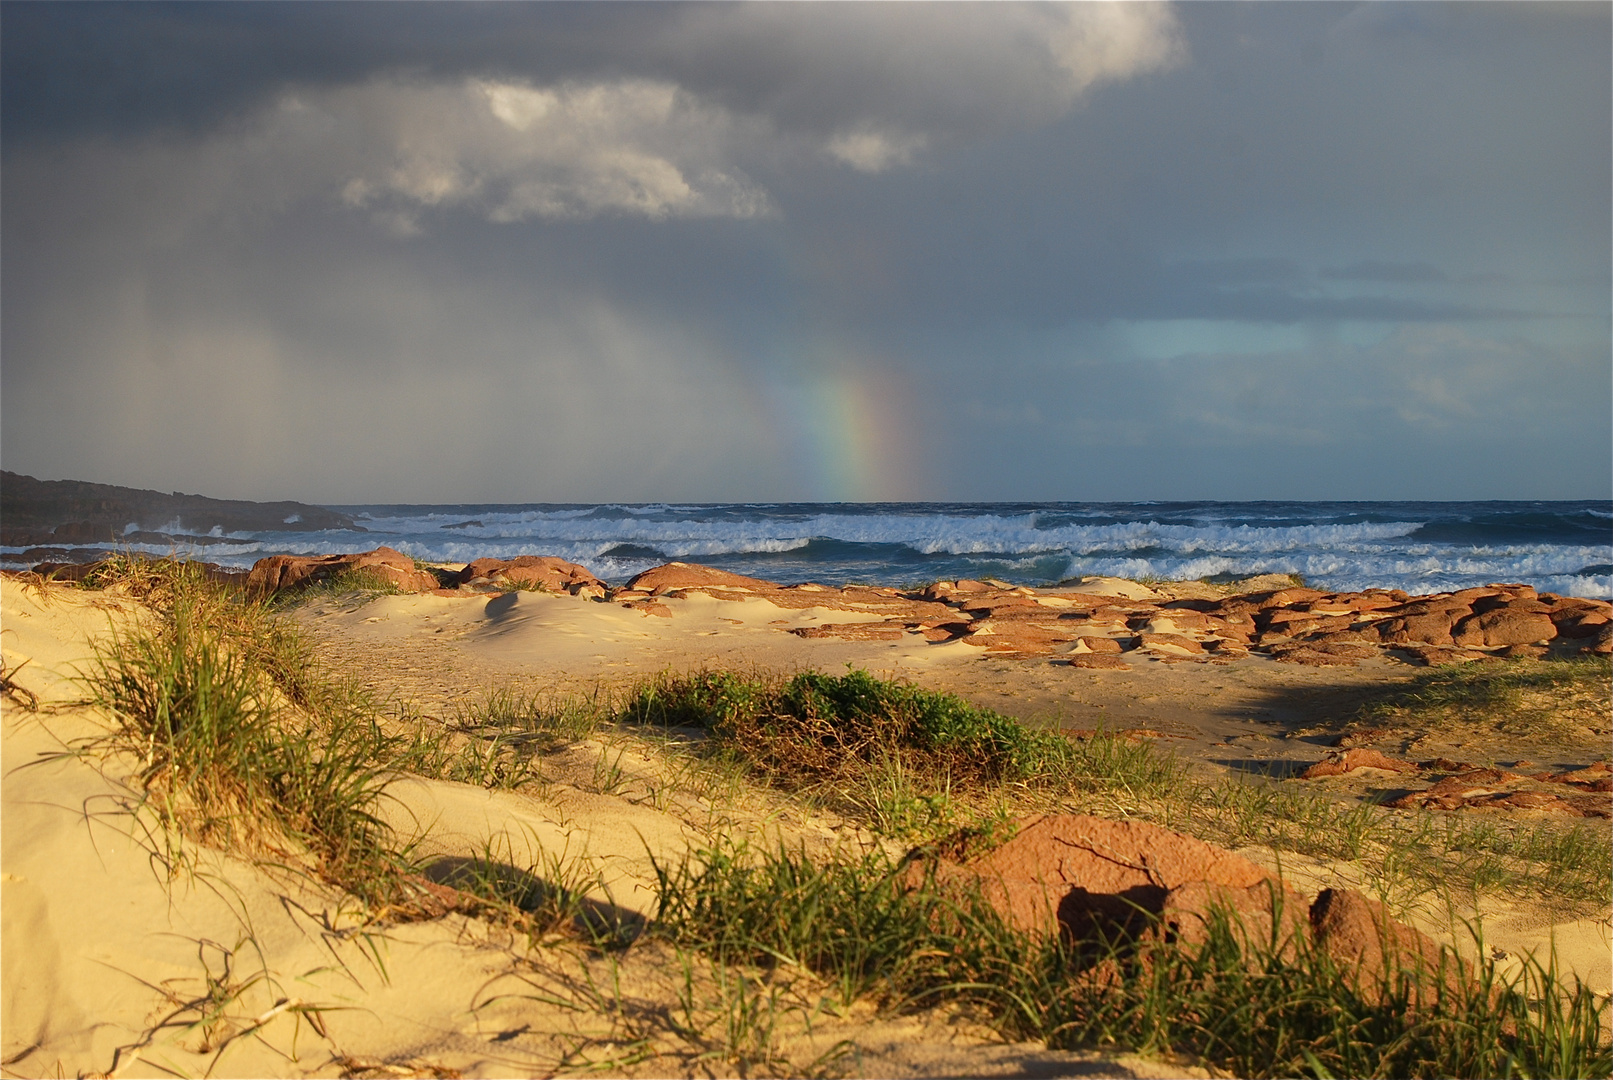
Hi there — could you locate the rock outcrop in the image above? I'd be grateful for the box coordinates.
[1309,888,1458,997]
[245,547,441,593]
[624,562,777,595]
[27,551,1613,667]
[923,815,1306,950]
[916,815,1459,989]
[460,555,604,596]
[1299,753,1611,818]
[899,577,1610,667]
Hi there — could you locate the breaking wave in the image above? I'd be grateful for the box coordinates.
[6,500,1609,599]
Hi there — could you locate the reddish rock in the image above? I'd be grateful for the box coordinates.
[1497,791,1574,811]
[1450,608,1556,648]
[1471,596,1553,616]
[462,555,604,594]
[960,619,1079,656]
[246,546,439,593]
[1161,598,1218,613]
[246,553,346,591]
[1582,624,1613,656]
[1310,889,1450,991]
[1076,636,1124,654]
[1379,598,1471,619]
[960,596,1040,616]
[939,815,1282,941]
[1538,763,1612,787]
[1386,769,1523,811]
[1210,612,1257,640]
[1068,654,1131,670]
[1270,615,1356,639]
[791,623,907,641]
[1136,632,1205,655]
[1310,630,1377,646]
[1161,879,1310,954]
[1139,612,1214,632]
[1551,609,1611,638]
[1301,749,1417,779]
[1334,593,1406,614]
[921,621,972,642]
[1371,611,1468,646]
[346,547,442,591]
[1258,587,1326,608]
[625,562,775,595]
[1418,757,1477,772]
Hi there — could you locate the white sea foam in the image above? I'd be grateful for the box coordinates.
[6,502,1609,599]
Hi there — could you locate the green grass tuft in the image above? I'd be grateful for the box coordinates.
[82,559,409,905]
[619,667,1187,839]
[650,837,1612,1079]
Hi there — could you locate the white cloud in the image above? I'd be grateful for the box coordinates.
[334,77,776,225]
[797,3,1185,170]
[1042,1,1186,97]
[825,127,928,173]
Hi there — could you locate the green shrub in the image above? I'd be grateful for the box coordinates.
[622,667,1078,786]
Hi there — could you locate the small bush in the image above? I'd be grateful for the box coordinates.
[624,668,1077,785]
[619,667,1186,837]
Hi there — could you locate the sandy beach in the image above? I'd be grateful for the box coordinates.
[3,559,1609,1078]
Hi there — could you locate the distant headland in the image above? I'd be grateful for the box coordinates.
[0,471,361,549]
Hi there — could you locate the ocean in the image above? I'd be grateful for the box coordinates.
[26,500,1610,600]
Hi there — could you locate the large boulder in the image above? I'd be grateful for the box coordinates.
[1449,607,1557,648]
[461,555,603,595]
[1309,888,1452,992]
[1377,610,1469,646]
[624,562,776,596]
[929,815,1300,947]
[246,546,439,593]
[1546,600,1612,639]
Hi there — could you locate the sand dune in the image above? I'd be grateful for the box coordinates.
[2,578,1209,1078]
[2,574,1607,1077]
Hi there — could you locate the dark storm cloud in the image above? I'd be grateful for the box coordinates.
[2,1,1177,150]
[2,2,1607,501]
[1,2,658,144]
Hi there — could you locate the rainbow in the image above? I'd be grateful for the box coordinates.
[769,366,918,501]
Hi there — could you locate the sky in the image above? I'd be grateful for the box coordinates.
[3,1,1609,504]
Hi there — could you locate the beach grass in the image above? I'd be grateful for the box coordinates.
[610,665,1609,915]
[281,565,403,605]
[1347,653,1612,744]
[82,560,409,903]
[649,837,1611,1079]
[616,667,1185,839]
[54,560,1612,1077]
